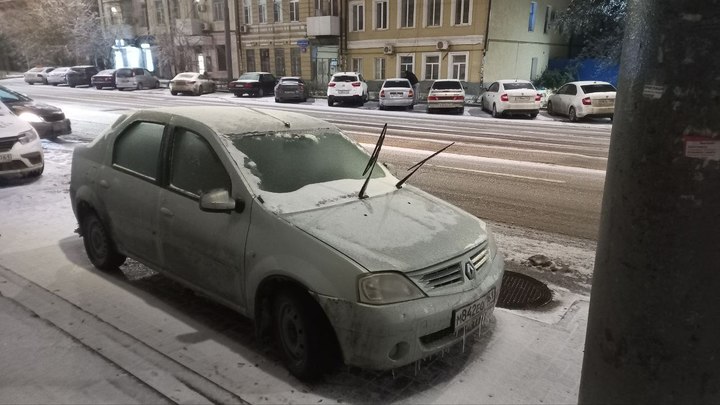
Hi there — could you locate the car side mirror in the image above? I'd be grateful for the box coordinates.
[199,189,244,213]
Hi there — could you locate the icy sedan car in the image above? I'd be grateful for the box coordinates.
[0,102,44,179]
[69,106,503,379]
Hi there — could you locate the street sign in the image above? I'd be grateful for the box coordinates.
[297,39,309,47]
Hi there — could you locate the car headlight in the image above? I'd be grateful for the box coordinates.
[358,272,426,305]
[18,129,39,144]
[18,112,45,123]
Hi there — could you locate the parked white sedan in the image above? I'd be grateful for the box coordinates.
[427,79,466,114]
[547,81,617,122]
[481,80,541,118]
[69,106,503,380]
[0,102,44,179]
[378,78,415,110]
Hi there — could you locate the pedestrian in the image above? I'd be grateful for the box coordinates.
[404,69,419,104]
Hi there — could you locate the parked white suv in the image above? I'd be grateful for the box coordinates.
[481,80,541,118]
[547,81,616,122]
[327,72,368,106]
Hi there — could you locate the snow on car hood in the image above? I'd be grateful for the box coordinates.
[282,186,487,273]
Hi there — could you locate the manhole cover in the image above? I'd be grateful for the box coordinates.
[496,271,553,309]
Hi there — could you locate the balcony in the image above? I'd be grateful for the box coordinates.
[306,16,340,37]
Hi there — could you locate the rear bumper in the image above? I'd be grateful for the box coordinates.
[379,98,414,107]
[577,105,614,118]
[427,101,464,109]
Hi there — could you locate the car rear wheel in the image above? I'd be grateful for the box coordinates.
[530,113,538,119]
[95,86,102,90]
[274,289,335,380]
[81,212,126,271]
[258,88,265,97]
[137,82,144,90]
[547,101,555,116]
[170,90,178,96]
[328,96,334,106]
[492,104,500,118]
[569,107,578,122]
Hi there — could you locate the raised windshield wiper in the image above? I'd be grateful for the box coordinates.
[359,123,387,199]
[395,142,454,189]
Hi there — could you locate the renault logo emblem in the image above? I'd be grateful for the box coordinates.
[465,262,476,280]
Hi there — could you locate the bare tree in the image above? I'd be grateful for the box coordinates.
[0,0,110,68]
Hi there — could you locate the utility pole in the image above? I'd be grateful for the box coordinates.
[223,0,233,82]
[579,1,720,403]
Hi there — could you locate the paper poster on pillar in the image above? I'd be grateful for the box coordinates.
[684,135,720,160]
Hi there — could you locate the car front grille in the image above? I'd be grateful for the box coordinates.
[0,160,27,170]
[0,137,18,152]
[407,242,490,294]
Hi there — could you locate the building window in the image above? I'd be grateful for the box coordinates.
[528,1,537,32]
[399,55,414,76]
[400,0,415,28]
[543,5,553,33]
[350,1,364,31]
[423,54,440,80]
[191,0,199,18]
[154,0,164,24]
[273,0,282,22]
[274,49,286,76]
[530,57,539,80]
[170,0,180,19]
[449,53,467,80]
[244,0,252,24]
[352,58,363,74]
[315,0,339,16]
[453,0,470,25]
[212,0,224,21]
[216,45,227,71]
[260,48,270,71]
[291,48,302,75]
[426,0,441,27]
[246,49,256,72]
[374,57,386,79]
[258,0,267,23]
[290,0,300,21]
[374,0,388,30]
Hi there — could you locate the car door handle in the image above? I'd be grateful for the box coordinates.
[99,179,109,189]
[160,207,174,217]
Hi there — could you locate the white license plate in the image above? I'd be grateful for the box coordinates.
[337,90,349,94]
[0,153,12,163]
[596,99,613,106]
[453,287,497,333]
[515,96,532,102]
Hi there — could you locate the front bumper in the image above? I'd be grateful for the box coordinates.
[31,119,72,138]
[0,138,44,178]
[316,251,504,370]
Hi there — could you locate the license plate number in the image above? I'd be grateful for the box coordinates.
[515,96,532,102]
[453,288,497,333]
[0,153,12,163]
[338,90,349,94]
[597,99,613,106]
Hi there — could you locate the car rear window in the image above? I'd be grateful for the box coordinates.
[581,84,616,93]
[29,68,43,72]
[383,80,410,88]
[281,78,300,84]
[239,73,261,80]
[504,82,535,90]
[332,75,359,82]
[116,69,133,78]
[231,129,385,194]
[176,73,196,79]
[97,70,115,75]
[432,81,462,90]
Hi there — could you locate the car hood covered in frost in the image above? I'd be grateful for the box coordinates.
[282,184,488,273]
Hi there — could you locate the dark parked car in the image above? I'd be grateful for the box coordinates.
[228,72,276,97]
[91,69,118,89]
[274,77,309,102]
[23,67,55,85]
[67,65,99,88]
[0,84,72,139]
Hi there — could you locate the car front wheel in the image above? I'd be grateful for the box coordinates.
[81,212,126,271]
[274,289,335,380]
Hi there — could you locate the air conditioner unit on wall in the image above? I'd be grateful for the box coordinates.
[239,25,249,33]
[436,40,449,50]
[383,45,394,55]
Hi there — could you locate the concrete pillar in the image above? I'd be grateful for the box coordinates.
[579,1,720,403]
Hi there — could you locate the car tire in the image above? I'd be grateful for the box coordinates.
[171,90,178,96]
[274,289,336,380]
[530,113,538,119]
[28,82,34,85]
[492,104,500,118]
[427,108,434,114]
[137,82,143,90]
[51,83,57,86]
[407,104,413,110]
[81,212,126,271]
[458,107,465,115]
[275,97,280,103]
[193,86,200,96]
[547,101,555,116]
[154,80,160,89]
[96,86,102,90]
[258,88,265,97]
[328,96,334,106]
[569,107,578,122]
[69,84,76,88]
[378,103,385,110]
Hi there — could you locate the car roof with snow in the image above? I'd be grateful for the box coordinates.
[127,106,334,137]
[497,79,532,83]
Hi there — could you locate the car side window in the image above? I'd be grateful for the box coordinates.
[489,83,499,92]
[113,122,165,180]
[567,85,577,95]
[169,128,231,198]
[134,68,144,76]
[557,85,567,95]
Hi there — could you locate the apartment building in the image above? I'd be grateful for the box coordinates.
[98,0,338,81]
